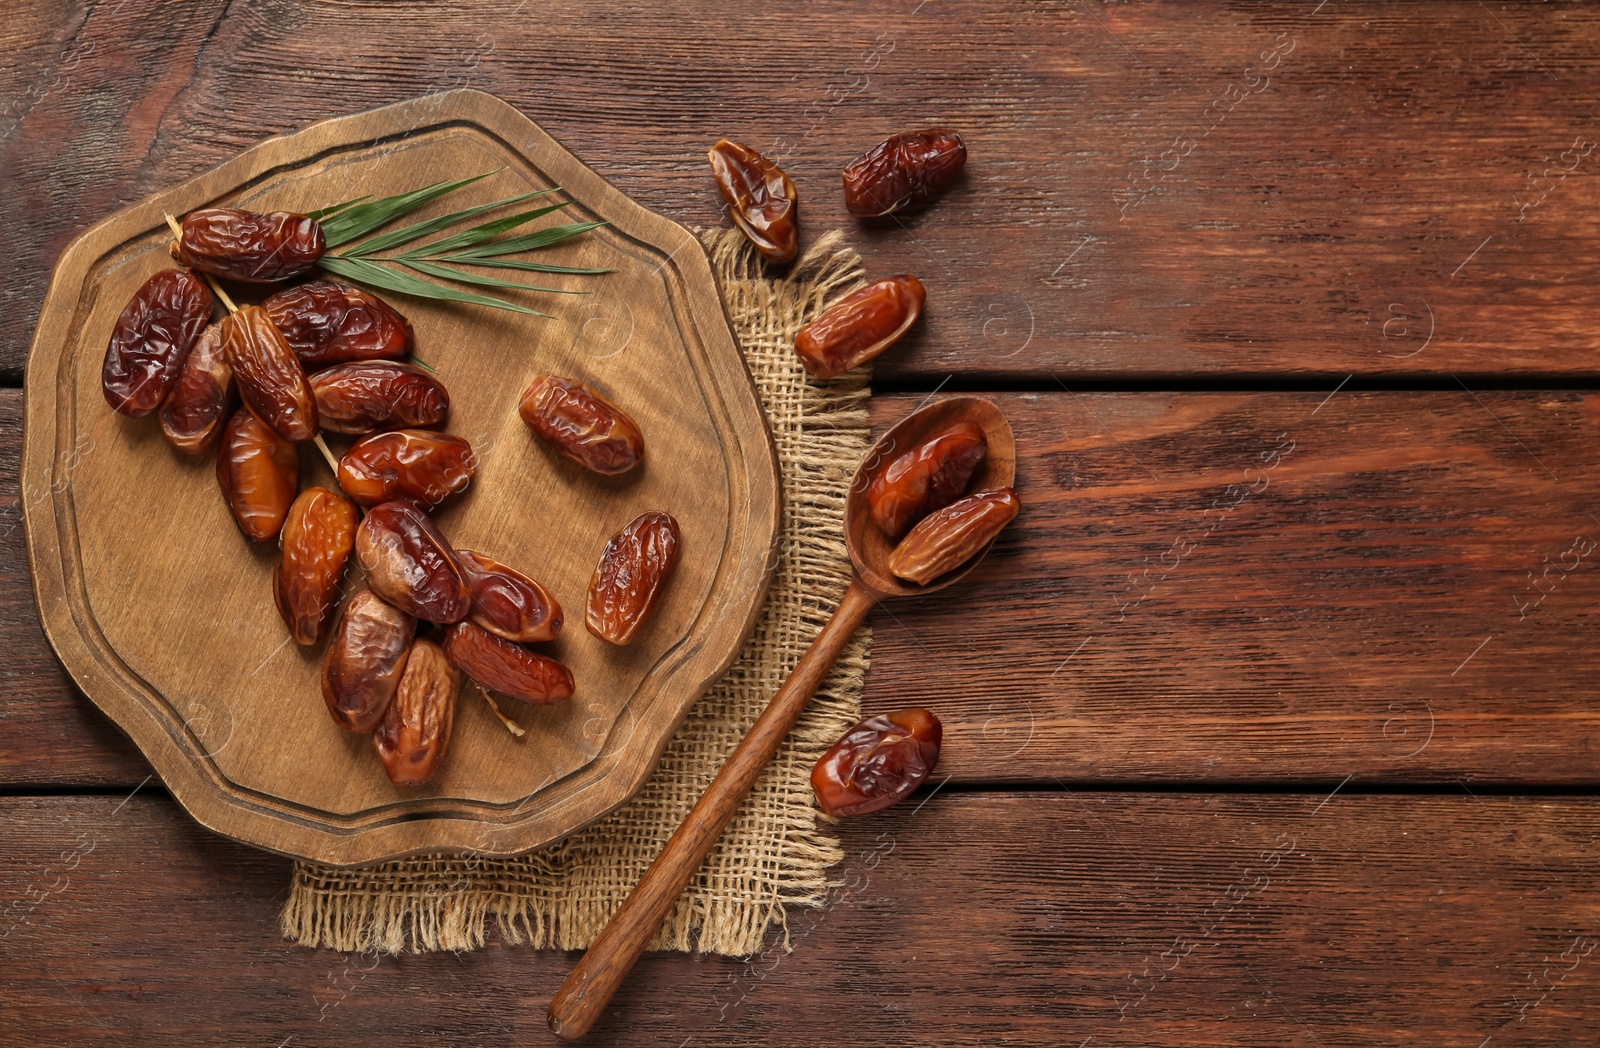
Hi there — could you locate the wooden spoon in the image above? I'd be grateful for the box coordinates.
[546,396,1016,1040]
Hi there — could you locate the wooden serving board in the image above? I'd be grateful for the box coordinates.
[20,90,781,866]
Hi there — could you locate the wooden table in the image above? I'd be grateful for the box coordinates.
[4,2,1599,1044]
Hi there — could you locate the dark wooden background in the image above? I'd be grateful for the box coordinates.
[5,2,1600,1044]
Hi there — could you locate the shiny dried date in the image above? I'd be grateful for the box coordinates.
[794,275,925,379]
[887,487,1019,585]
[374,638,459,787]
[337,429,474,509]
[159,322,233,454]
[517,375,644,475]
[309,361,449,435]
[354,501,472,623]
[171,207,325,283]
[585,512,680,646]
[223,305,319,442]
[841,129,966,218]
[441,621,575,705]
[322,590,416,733]
[273,487,359,645]
[457,550,563,643]
[263,280,414,368]
[811,707,942,817]
[868,421,988,538]
[216,406,299,542]
[102,268,214,417]
[708,139,798,264]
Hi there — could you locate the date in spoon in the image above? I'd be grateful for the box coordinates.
[547,395,1016,1040]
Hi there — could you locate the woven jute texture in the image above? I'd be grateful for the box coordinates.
[281,227,872,956]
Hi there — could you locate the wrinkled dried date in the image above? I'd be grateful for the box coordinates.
[868,421,988,538]
[441,621,575,705]
[223,305,319,442]
[322,590,416,733]
[171,207,325,283]
[159,322,233,454]
[337,429,475,509]
[707,139,799,264]
[457,550,563,643]
[273,486,359,646]
[374,638,459,787]
[841,129,966,218]
[585,512,680,646]
[793,275,925,379]
[354,501,472,623]
[310,361,449,435]
[263,280,414,368]
[216,406,299,542]
[102,268,214,417]
[518,375,644,475]
[811,707,942,817]
[887,487,1019,585]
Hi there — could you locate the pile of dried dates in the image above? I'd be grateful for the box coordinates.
[709,128,966,379]
[102,205,680,787]
[709,126,1021,819]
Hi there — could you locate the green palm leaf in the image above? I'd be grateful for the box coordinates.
[318,255,549,316]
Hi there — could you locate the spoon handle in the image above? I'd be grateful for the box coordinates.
[547,577,877,1041]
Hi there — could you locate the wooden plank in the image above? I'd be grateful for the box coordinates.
[7,388,1600,786]
[868,390,1600,784]
[2,791,1597,1045]
[6,2,1600,382]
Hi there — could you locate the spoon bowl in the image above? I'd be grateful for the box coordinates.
[845,395,1017,598]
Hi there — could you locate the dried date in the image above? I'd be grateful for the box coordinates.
[793,275,925,379]
[354,501,472,623]
[841,129,966,218]
[441,621,575,705]
[518,375,644,475]
[337,429,475,509]
[322,590,416,733]
[223,305,319,442]
[707,139,799,264]
[373,638,459,787]
[273,486,359,645]
[102,268,214,417]
[309,361,449,435]
[868,421,987,538]
[215,406,299,542]
[171,207,325,284]
[887,487,1019,585]
[263,280,414,368]
[159,322,233,454]
[585,512,680,646]
[811,707,942,816]
[457,550,563,643]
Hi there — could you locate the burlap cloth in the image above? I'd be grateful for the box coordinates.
[281,228,872,956]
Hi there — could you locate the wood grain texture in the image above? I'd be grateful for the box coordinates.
[3,791,1598,1046]
[868,390,1600,784]
[9,387,1600,789]
[21,92,782,864]
[8,2,1600,383]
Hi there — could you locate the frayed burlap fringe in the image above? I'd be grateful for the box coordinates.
[281,228,871,957]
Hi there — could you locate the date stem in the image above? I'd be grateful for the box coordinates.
[474,682,527,738]
[164,213,239,314]
[311,434,341,475]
